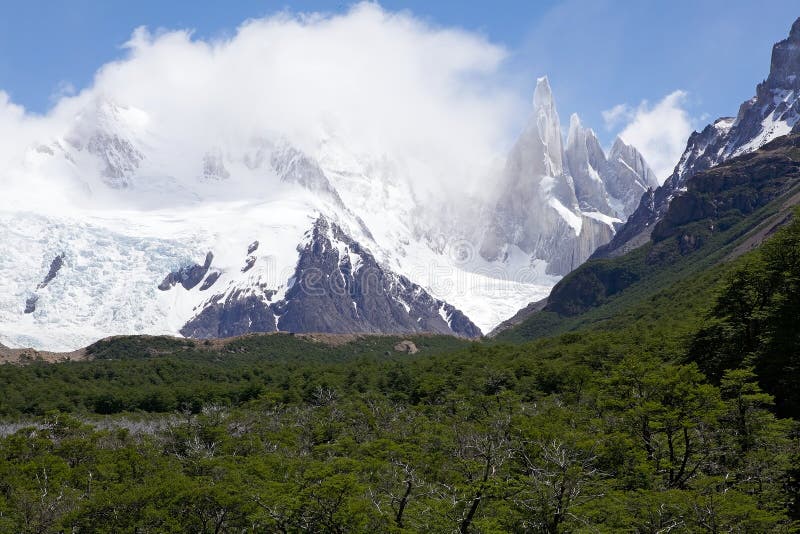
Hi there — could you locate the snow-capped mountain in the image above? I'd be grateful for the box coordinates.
[0,70,655,350]
[596,16,800,258]
[180,216,481,339]
[0,93,567,350]
[480,77,657,275]
[566,114,659,220]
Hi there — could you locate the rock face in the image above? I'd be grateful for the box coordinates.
[201,151,230,182]
[565,116,659,220]
[528,133,800,325]
[199,271,220,291]
[181,217,482,339]
[180,290,278,339]
[650,134,800,245]
[481,78,655,275]
[606,137,660,217]
[271,145,345,207]
[24,295,38,314]
[158,252,214,291]
[596,17,800,259]
[37,253,65,289]
[22,253,67,315]
[565,115,614,215]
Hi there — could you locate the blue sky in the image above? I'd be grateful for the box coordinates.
[0,0,798,170]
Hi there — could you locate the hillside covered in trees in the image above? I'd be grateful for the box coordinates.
[2,138,800,532]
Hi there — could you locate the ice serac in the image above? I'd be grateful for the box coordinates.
[481,79,633,275]
[181,217,482,339]
[596,16,800,258]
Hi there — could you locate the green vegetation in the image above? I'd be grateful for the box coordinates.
[501,135,800,345]
[1,333,797,532]
[2,140,800,531]
[691,213,800,417]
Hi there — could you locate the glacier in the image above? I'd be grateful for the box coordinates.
[0,76,656,350]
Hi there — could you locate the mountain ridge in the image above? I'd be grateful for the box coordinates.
[497,132,800,341]
[595,16,800,259]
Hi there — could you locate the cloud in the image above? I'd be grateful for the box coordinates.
[606,91,694,183]
[49,81,76,103]
[601,103,632,130]
[0,2,517,207]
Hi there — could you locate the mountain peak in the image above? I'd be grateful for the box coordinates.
[566,113,582,145]
[609,136,630,157]
[790,17,800,41]
[608,136,659,190]
[533,76,554,109]
[768,17,800,89]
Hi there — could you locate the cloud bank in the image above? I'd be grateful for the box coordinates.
[0,3,521,205]
[603,91,695,182]
[0,2,698,205]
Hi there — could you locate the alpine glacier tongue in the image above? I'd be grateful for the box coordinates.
[596,16,800,258]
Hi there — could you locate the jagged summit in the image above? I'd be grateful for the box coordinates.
[608,136,659,191]
[596,16,800,259]
[768,17,800,89]
[480,81,656,275]
[532,76,564,177]
[533,76,553,105]
[564,113,613,215]
[180,216,481,339]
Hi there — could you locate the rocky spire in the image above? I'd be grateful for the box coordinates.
[767,17,800,90]
[564,113,613,215]
[532,76,564,177]
[609,136,659,190]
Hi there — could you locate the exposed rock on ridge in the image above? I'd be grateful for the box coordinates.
[595,17,800,259]
[181,217,482,339]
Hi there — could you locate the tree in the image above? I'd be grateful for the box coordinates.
[605,359,723,490]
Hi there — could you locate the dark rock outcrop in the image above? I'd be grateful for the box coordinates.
[181,217,482,339]
[275,218,481,337]
[24,295,38,314]
[37,253,65,289]
[180,290,277,339]
[241,256,256,273]
[649,134,800,249]
[199,271,220,291]
[158,252,214,291]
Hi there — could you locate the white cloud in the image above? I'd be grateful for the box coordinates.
[601,103,632,130]
[0,3,517,202]
[607,90,694,183]
[49,81,76,103]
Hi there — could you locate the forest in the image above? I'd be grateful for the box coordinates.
[1,217,800,532]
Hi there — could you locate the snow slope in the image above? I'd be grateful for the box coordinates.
[0,97,560,350]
